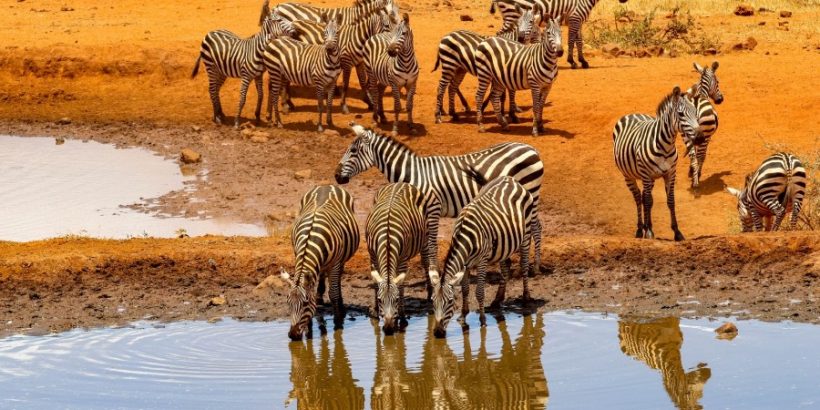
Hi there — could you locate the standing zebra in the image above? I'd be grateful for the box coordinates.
[685,61,724,188]
[290,11,393,113]
[273,0,398,25]
[475,16,563,136]
[433,9,538,124]
[725,152,807,232]
[280,185,360,341]
[335,122,544,271]
[499,0,628,69]
[191,2,295,127]
[366,183,441,335]
[264,13,343,132]
[429,176,535,338]
[364,13,420,136]
[613,86,702,241]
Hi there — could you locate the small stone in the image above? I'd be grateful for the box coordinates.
[647,45,664,57]
[459,14,473,22]
[758,7,773,12]
[180,148,201,164]
[732,36,758,52]
[241,128,254,137]
[704,47,718,56]
[779,10,792,18]
[601,43,622,57]
[715,322,738,340]
[209,296,226,306]
[252,275,287,296]
[208,317,222,323]
[60,6,74,11]
[733,4,754,16]
[250,135,268,143]
[191,125,202,132]
[55,137,65,145]
[778,20,789,26]
[56,117,71,125]
[294,169,313,180]
[758,21,766,25]
[323,128,341,138]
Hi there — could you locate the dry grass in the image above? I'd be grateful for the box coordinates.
[595,0,820,17]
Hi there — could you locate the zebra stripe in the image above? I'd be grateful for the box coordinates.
[364,13,420,135]
[475,17,564,136]
[191,2,294,127]
[613,86,701,241]
[618,318,711,409]
[430,176,535,338]
[366,183,441,335]
[281,185,360,341]
[274,0,398,25]
[286,332,365,409]
[725,152,807,232]
[684,61,723,188]
[264,14,343,132]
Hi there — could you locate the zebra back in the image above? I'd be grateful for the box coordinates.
[730,152,807,231]
[264,14,343,87]
[274,0,396,25]
[293,11,392,68]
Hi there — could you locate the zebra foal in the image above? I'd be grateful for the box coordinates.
[191,1,295,127]
[366,182,441,335]
[475,16,563,137]
[613,86,702,241]
[264,13,343,132]
[281,185,360,341]
[725,153,807,232]
[685,61,724,188]
[430,176,535,338]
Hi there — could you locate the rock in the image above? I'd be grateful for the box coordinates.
[191,125,202,132]
[252,274,288,297]
[734,4,754,16]
[250,135,268,143]
[732,36,758,51]
[323,128,341,138]
[60,6,74,11]
[601,43,623,57]
[56,117,71,125]
[459,14,473,21]
[758,7,773,13]
[207,317,222,323]
[669,49,679,58]
[240,128,254,137]
[704,47,719,56]
[758,21,766,25]
[715,322,738,340]
[779,10,792,18]
[294,169,313,180]
[180,148,201,164]
[55,137,65,145]
[635,48,650,58]
[209,296,226,306]
[647,45,664,57]
[778,20,789,26]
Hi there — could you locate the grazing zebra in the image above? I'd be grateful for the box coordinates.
[364,13,420,135]
[366,182,441,335]
[264,14,343,132]
[335,122,544,271]
[430,176,535,338]
[291,10,393,113]
[191,2,295,127]
[613,86,702,241]
[725,153,807,232]
[280,185,360,341]
[433,9,538,124]
[619,318,711,409]
[475,17,563,136]
[500,0,628,69]
[685,61,724,188]
[273,0,398,25]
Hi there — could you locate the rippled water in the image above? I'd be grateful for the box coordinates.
[0,312,818,409]
[0,135,265,241]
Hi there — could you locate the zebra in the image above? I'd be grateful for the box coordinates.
[725,152,807,232]
[429,176,535,338]
[273,0,398,25]
[286,332,365,408]
[191,1,295,127]
[475,16,564,137]
[335,122,544,271]
[613,86,702,241]
[264,13,343,132]
[364,13,420,136]
[366,182,441,335]
[280,185,360,341]
[290,10,393,114]
[499,0,628,69]
[433,9,538,124]
[685,61,724,188]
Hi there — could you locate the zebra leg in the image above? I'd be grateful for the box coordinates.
[791,196,804,230]
[354,63,372,110]
[531,216,542,275]
[641,179,656,239]
[330,262,345,329]
[406,82,417,134]
[267,76,284,128]
[663,172,685,241]
[315,86,325,133]
[567,19,580,69]
[435,70,452,124]
[476,260,488,327]
[460,268,470,319]
[508,90,520,124]
[253,76,264,126]
[625,179,644,238]
[455,79,471,114]
[475,72,491,133]
[391,81,402,136]
[398,262,409,330]
[770,202,787,231]
[207,72,227,124]
[326,82,336,129]
[575,20,589,69]
[530,86,543,137]
[750,208,764,231]
[490,83,509,131]
[282,82,295,114]
[536,83,553,135]
[317,271,327,306]
[490,259,511,309]
[519,231,531,302]
[235,74,253,129]
[340,65,352,115]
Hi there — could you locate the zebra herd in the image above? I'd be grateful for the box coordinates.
[190,0,809,339]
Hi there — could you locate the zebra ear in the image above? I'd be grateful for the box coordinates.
[280,268,295,287]
[428,270,441,286]
[336,13,343,25]
[259,0,271,26]
[402,13,409,24]
[711,61,719,71]
[371,270,383,283]
[725,186,742,199]
[693,62,704,73]
[320,12,329,24]
[392,273,406,285]
[449,271,465,286]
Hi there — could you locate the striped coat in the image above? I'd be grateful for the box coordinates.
[273,0,397,25]
[684,61,724,188]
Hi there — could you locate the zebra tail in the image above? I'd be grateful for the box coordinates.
[191,55,202,79]
[432,54,440,72]
[783,167,794,205]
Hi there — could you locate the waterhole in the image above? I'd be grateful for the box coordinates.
[0,311,817,409]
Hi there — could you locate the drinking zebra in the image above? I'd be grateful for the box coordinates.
[364,13,420,135]
[613,86,702,241]
[273,0,398,25]
[685,61,724,188]
[263,13,343,132]
[500,0,628,69]
[725,152,807,232]
[475,16,563,136]
[366,183,441,335]
[191,1,295,127]
[430,176,535,338]
[290,10,393,113]
[281,185,360,341]
[335,122,544,271]
[433,9,538,124]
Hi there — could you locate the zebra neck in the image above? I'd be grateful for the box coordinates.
[394,35,415,69]
[657,103,680,148]
[372,133,418,183]
[693,81,709,98]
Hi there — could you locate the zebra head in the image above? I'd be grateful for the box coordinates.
[371,270,406,335]
[370,10,393,35]
[387,14,411,57]
[429,269,464,338]
[516,9,536,43]
[542,17,564,57]
[335,122,377,184]
[321,13,343,55]
[725,182,754,232]
[674,88,703,146]
[263,12,296,41]
[281,268,317,341]
[693,61,723,104]
[385,0,401,26]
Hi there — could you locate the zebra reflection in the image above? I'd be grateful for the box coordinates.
[618,317,711,410]
[286,331,364,409]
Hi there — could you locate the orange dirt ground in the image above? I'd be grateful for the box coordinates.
[0,0,818,334]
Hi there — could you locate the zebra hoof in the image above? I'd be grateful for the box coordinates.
[317,125,324,133]
[674,231,686,241]
[635,228,644,238]
[501,124,510,132]
[435,117,442,124]
[276,122,284,129]
[644,229,655,240]
[341,105,350,115]
[581,60,590,69]
[509,115,520,124]
[391,130,398,137]
[570,62,578,70]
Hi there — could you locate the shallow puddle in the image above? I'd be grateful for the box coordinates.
[0,136,265,241]
[0,311,818,409]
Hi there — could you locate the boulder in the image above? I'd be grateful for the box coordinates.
[647,45,665,57]
[733,4,754,16]
[208,296,226,306]
[779,10,792,18]
[715,322,738,340]
[180,148,201,164]
[732,36,758,51]
[252,274,288,297]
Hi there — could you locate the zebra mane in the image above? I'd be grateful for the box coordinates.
[259,0,271,26]
[370,128,416,157]
[655,87,681,117]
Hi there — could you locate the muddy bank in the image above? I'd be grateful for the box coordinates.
[1,233,817,336]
